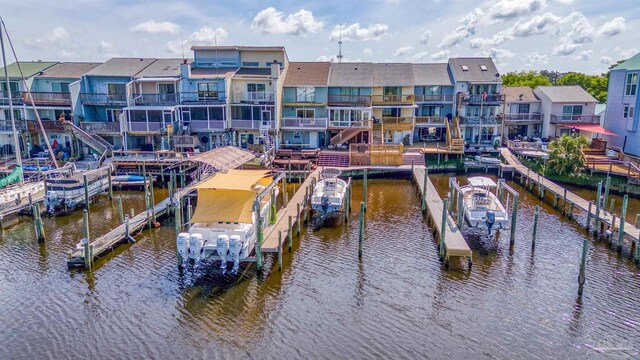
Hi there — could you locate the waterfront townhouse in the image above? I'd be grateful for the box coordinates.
[603,52,640,156]
[533,85,599,139]
[501,86,543,140]
[326,63,373,147]
[372,63,416,145]
[412,63,455,143]
[74,58,157,149]
[281,62,330,148]
[449,57,504,146]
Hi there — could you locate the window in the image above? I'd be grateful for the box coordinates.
[340,87,360,96]
[3,109,21,120]
[461,65,469,71]
[51,82,69,93]
[54,110,70,120]
[158,83,175,94]
[107,109,122,122]
[424,86,441,95]
[197,83,218,99]
[383,87,401,96]
[562,105,583,120]
[625,73,638,96]
[242,62,259,67]
[296,87,315,102]
[630,107,635,119]
[480,65,488,71]
[247,83,266,93]
[107,83,125,95]
[296,109,315,118]
[0,81,19,94]
[624,106,630,118]
[517,104,530,114]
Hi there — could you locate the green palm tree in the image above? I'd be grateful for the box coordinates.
[547,134,589,175]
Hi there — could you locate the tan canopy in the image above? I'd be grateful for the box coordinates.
[194,169,271,191]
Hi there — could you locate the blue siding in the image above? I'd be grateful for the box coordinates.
[282,106,327,117]
[283,87,327,103]
[328,87,372,95]
[604,69,640,156]
[85,76,130,93]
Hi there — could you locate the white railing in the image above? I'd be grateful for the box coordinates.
[237,91,275,103]
[281,117,328,129]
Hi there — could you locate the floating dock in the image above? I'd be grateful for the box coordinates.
[0,190,45,226]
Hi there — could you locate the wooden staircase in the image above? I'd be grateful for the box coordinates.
[329,127,365,146]
[317,151,350,167]
[446,117,464,153]
[372,124,383,145]
[402,150,424,165]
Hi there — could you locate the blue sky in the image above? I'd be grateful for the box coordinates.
[1,0,638,74]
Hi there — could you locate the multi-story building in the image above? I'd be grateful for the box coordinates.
[281,62,330,148]
[501,86,543,140]
[449,57,504,145]
[533,85,599,139]
[372,63,415,145]
[412,63,455,142]
[603,53,640,156]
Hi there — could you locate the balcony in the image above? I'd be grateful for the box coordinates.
[80,121,121,135]
[371,94,414,106]
[180,92,226,104]
[26,119,66,133]
[461,93,504,105]
[230,119,276,130]
[414,116,447,126]
[381,116,413,131]
[132,93,179,106]
[281,117,328,129]
[459,116,501,126]
[80,93,127,106]
[328,119,372,128]
[22,92,71,106]
[327,94,371,107]
[127,121,165,133]
[0,91,22,105]
[282,97,326,106]
[233,91,275,104]
[188,120,226,131]
[503,113,543,123]
[0,120,26,132]
[550,114,600,125]
[414,94,454,103]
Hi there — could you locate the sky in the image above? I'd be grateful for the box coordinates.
[1,0,639,74]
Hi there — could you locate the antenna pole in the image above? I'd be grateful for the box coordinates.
[0,17,22,176]
[337,23,343,63]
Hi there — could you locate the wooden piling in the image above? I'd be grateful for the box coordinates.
[256,202,263,272]
[586,201,592,232]
[149,176,156,223]
[532,205,539,249]
[617,195,628,252]
[553,194,558,208]
[595,181,602,236]
[568,202,574,220]
[578,239,588,296]
[297,203,301,235]
[603,176,611,210]
[107,171,113,201]
[83,174,90,210]
[288,215,293,251]
[278,231,282,271]
[439,198,448,261]
[421,168,428,213]
[33,204,45,242]
[609,198,615,215]
[510,195,519,245]
[562,188,568,215]
[635,214,640,228]
[116,196,124,224]
[174,197,181,233]
[363,169,368,212]
[358,201,364,258]
[457,190,463,229]
[82,209,91,269]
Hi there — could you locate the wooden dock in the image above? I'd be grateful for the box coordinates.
[412,166,472,267]
[501,148,640,247]
[0,190,45,227]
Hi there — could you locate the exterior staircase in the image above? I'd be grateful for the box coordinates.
[445,117,464,153]
[317,151,350,167]
[66,121,113,161]
[329,127,365,146]
[258,122,276,165]
[402,148,424,165]
[372,124,383,145]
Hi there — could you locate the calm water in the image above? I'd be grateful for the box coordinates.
[1,176,639,359]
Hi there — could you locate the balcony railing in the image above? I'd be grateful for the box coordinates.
[0,91,22,105]
[234,91,275,103]
[327,94,371,107]
[127,121,164,132]
[230,119,276,129]
[188,120,226,131]
[381,116,414,130]
[328,119,373,128]
[180,92,226,104]
[550,114,600,124]
[0,120,26,132]
[282,97,325,105]
[80,121,121,134]
[26,120,66,133]
[80,93,127,105]
[371,94,414,105]
[414,116,447,126]
[459,116,501,125]
[21,92,71,106]
[414,94,454,103]
[462,93,505,104]
[281,117,328,129]
[132,93,179,106]
[503,113,543,122]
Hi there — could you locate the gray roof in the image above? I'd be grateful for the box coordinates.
[328,62,373,87]
[85,58,157,77]
[412,63,452,86]
[448,57,501,82]
[502,86,540,103]
[234,67,272,76]
[372,63,414,86]
[135,58,188,78]
[534,86,597,103]
[37,62,102,79]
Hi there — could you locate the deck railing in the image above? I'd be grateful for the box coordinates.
[22,92,71,106]
[127,121,164,132]
[586,157,640,180]
[281,117,328,129]
[503,113,542,122]
[188,120,226,131]
[234,91,275,103]
[328,119,372,128]
[132,93,179,106]
[327,94,371,107]
[414,116,447,126]
[0,91,22,105]
[461,93,505,104]
[414,94,454,103]
[80,121,121,134]
[371,94,414,104]
[80,93,127,105]
[549,114,600,124]
[459,116,501,125]
[180,92,226,104]
[230,119,276,129]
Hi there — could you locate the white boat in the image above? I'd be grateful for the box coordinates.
[44,167,111,213]
[310,168,348,228]
[474,155,501,164]
[176,169,277,273]
[460,177,509,233]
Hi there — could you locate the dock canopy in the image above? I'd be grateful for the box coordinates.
[190,170,273,224]
[468,177,497,187]
[561,124,617,136]
[189,147,256,171]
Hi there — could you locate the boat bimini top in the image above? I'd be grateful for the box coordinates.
[467,177,497,188]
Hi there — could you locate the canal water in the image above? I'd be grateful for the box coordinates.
[0,175,638,359]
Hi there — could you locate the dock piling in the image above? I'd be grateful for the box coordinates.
[609,198,615,215]
[83,174,90,210]
[595,181,602,236]
[439,198,448,261]
[617,195,628,252]
[297,203,301,235]
[510,195,519,245]
[82,209,91,269]
[553,194,558,209]
[174,197,181,233]
[562,189,568,215]
[568,202,574,220]
[33,204,45,242]
[421,168,427,213]
[586,201,592,232]
[603,176,611,211]
[363,169,368,212]
[358,202,364,258]
[278,231,282,271]
[578,239,588,296]
[107,171,113,201]
[635,214,640,228]
[288,215,293,251]
[116,196,124,224]
[149,175,156,222]
[532,205,539,249]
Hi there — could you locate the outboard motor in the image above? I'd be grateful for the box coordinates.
[45,191,57,214]
[188,233,204,263]
[216,234,230,270]
[176,233,190,264]
[486,211,496,235]
[228,235,243,273]
[321,194,330,214]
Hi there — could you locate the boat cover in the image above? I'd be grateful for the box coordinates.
[468,177,497,187]
[0,165,22,188]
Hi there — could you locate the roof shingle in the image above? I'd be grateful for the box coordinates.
[85,58,157,77]
[448,57,501,82]
[328,62,373,87]
[534,85,597,103]
[372,63,414,86]
[135,58,188,78]
[0,61,58,79]
[412,63,452,86]
[284,62,330,86]
[502,86,540,103]
[37,62,102,79]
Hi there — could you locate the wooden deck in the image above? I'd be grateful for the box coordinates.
[501,148,640,244]
[0,189,45,225]
[413,166,472,262]
[261,168,320,252]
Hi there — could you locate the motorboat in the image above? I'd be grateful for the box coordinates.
[460,176,509,233]
[474,155,501,165]
[44,167,111,214]
[310,168,348,228]
[176,169,278,273]
[112,174,149,188]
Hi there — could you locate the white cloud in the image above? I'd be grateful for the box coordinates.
[574,50,593,61]
[597,17,627,37]
[527,52,549,65]
[600,56,613,65]
[439,8,482,48]
[393,46,414,57]
[410,51,430,62]
[28,27,70,49]
[363,48,373,56]
[563,12,594,44]
[552,0,573,3]
[430,49,450,61]
[469,31,512,49]
[619,47,639,59]
[97,40,114,53]
[419,30,432,44]
[330,23,389,41]
[476,48,515,63]
[131,21,180,35]
[553,43,581,55]
[251,7,323,35]
[487,0,546,22]
[166,26,228,54]
[511,12,561,37]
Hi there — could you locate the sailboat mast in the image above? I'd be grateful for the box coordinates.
[0,20,23,177]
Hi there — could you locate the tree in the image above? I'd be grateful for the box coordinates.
[556,72,608,103]
[502,71,552,88]
[547,134,589,175]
